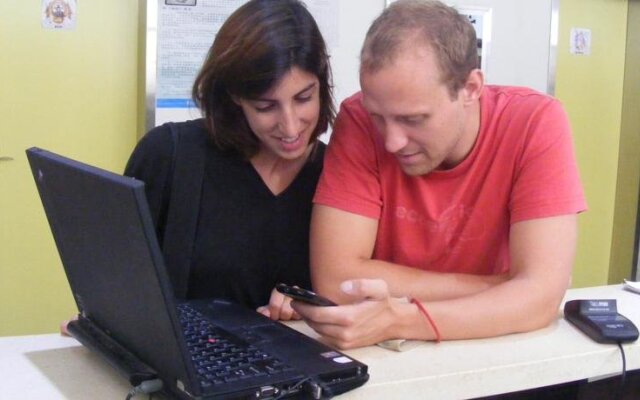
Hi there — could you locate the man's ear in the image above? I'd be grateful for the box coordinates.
[461,69,484,106]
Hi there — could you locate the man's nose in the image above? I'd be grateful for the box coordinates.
[383,123,408,153]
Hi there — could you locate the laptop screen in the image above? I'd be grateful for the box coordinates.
[26,147,196,391]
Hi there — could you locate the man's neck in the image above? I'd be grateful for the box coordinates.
[441,99,481,169]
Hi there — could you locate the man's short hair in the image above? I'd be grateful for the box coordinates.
[360,0,479,97]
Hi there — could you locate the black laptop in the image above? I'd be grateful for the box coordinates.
[26,147,368,400]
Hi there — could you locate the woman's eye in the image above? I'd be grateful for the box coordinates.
[254,103,275,112]
[296,95,312,103]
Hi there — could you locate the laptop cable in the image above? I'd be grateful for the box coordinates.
[125,378,163,400]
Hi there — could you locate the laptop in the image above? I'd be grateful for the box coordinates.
[26,147,369,400]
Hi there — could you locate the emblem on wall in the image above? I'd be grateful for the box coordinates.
[42,0,77,30]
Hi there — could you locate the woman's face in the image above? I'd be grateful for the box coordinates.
[235,67,321,162]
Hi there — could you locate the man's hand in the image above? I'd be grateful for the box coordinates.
[311,204,577,341]
[257,287,302,321]
[292,279,418,349]
[310,205,509,303]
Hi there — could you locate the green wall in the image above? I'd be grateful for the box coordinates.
[610,1,640,284]
[0,1,140,335]
[555,0,632,287]
[1,0,638,336]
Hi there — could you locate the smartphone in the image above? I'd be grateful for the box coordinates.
[276,283,337,307]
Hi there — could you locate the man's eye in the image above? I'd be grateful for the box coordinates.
[401,116,425,125]
[370,115,384,126]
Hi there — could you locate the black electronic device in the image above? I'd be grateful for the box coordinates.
[276,283,337,307]
[26,147,369,400]
[564,299,639,344]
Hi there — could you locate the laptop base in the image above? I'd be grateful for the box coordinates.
[26,147,369,400]
[68,317,159,387]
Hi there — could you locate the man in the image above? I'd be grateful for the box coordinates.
[291,0,587,349]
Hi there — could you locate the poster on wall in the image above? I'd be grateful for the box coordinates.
[384,1,491,72]
[569,27,591,56]
[152,0,339,128]
[457,6,492,73]
[155,0,246,125]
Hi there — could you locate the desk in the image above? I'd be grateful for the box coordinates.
[2,285,640,399]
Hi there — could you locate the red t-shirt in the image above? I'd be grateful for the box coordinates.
[314,86,587,274]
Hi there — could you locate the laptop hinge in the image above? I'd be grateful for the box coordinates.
[67,317,159,387]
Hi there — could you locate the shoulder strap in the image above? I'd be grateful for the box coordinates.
[162,122,207,299]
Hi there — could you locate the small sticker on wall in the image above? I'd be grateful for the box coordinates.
[42,0,77,30]
[570,28,591,56]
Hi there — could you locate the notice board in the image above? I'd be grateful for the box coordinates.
[145,0,383,133]
[146,0,558,135]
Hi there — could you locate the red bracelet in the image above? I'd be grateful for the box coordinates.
[410,298,441,342]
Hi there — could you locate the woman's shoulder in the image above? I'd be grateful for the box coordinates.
[143,118,207,143]
[125,119,210,175]
[136,119,209,154]
[171,118,209,138]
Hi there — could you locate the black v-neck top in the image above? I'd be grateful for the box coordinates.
[124,119,325,308]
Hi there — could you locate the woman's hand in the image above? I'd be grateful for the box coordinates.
[60,315,78,336]
[256,287,302,321]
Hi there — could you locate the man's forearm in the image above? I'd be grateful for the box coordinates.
[304,272,565,345]
[307,205,577,345]
[311,257,506,304]
[424,274,566,340]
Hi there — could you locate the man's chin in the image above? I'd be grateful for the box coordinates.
[399,164,434,177]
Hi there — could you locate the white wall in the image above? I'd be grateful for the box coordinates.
[325,0,385,106]
[316,0,385,141]
[386,0,556,94]
[446,0,555,94]
[151,0,556,133]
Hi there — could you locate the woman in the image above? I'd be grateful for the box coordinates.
[124,0,334,320]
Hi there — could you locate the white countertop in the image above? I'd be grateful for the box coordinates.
[1,284,638,399]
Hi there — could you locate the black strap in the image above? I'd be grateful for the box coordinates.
[162,122,207,299]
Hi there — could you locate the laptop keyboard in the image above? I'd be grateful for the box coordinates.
[177,304,295,388]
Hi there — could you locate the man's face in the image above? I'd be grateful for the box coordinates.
[361,48,479,176]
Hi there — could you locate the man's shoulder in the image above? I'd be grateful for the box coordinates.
[336,91,374,131]
[482,85,562,121]
[484,85,556,106]
[340,91,366,111]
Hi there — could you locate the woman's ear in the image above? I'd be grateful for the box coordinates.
[230,93,242,106]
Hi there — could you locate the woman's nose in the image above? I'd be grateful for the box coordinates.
[279,106,301,137]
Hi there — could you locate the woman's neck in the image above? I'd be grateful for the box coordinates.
[250,145,313,196]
